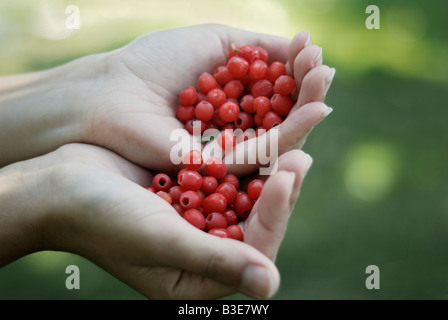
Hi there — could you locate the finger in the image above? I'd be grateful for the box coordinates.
[212,24,290,63]
[287,31,311,72]
[294,65,336,112]
[223,102,330,176]
[138,213,281,299]
[293,45,323,91]
[242,150,312,261]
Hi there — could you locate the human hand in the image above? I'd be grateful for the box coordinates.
[0,24,333,173]
[80,24,333,174]
[0,143,312,299]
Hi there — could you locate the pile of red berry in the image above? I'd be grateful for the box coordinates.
[146,150,264,241]
[176,43,296,136]
[146,44,296,240]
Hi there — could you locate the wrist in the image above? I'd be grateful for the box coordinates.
[0,160,53,266]
[0,53,109,167]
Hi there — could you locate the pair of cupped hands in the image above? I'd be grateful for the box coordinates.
[0,24,334,299]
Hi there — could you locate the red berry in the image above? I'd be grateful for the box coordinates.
[254,113,264,127]
[183,150,203,171]
[227,56,249,78]
[176,105,195,123]
[234,192,254,219]
[206,88,227,109]
[172,203,184,216]
[183,209,206,230]
[247,179,264,201]
[216,182,237,204]
[203,192,227,214]
[222,209,238,225]
[152,173,171,192]
[267,62,287,83]
[219,101,240,123]
[212,109,227,127]
[196,91,207,104]
[262,111,283,130]
[254,46,268,63]
[179,190,202,210]
[219,174,240,190]
[253,96,271,117]
[270,94,293,116]
[146,186,155,193]
[178,170,203,191]
[185,119,206,135]
[205,212,228,230]
[195,101,214,121]
[248,59,268,80]
[198,72,218,93]
[201,176,218,195]
[223,80,245,99]
[274,75,296,95]
[217,130,236,151]
[251,79,273,98]
[156,191,172,204]
[168,186,184,203]
[214,66,233,85]
[227,225,244,241]
[208,228,229,238]
[205,157,227,179]
[179,86,197,106]
[240,94,255,113]
[234,112,254,131]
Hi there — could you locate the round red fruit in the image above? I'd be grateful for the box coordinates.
[227,225,244,241]
[179,190,202,210]
[217,129,236,151]
[201,176,218,195]
[152,173,171,192]
[262,111,283,130]
[248,179,264,201]
[219,101,240,123]
[274,75,296,95]
[178,170,203,191]
[195,101,214,121]
[183,150,203,171]
[208,228,229,238]
[183,209,206,230]
[270,94,293,116]
[179,86,197,106]
[198,72,218,93]
[234,192,254,219]
[227,56,249,78]
[203,192,227,214]
[206,212,228,230]
[251,79,273,98]
[216,182,237,204]
[205,157,227,179]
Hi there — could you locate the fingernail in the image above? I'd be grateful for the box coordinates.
[321,106,333,119]
[304,33,312,47]
[323,68,336,96]
[305,153,313,172]
[288,172,296,189]
[313,47,323,66]
[242,265,276,299]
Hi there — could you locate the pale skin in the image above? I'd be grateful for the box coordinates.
[0,24,334,299]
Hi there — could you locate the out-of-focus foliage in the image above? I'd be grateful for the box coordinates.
[0,0,447,299]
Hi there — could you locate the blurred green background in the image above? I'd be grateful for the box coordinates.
[1,0,447,299]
